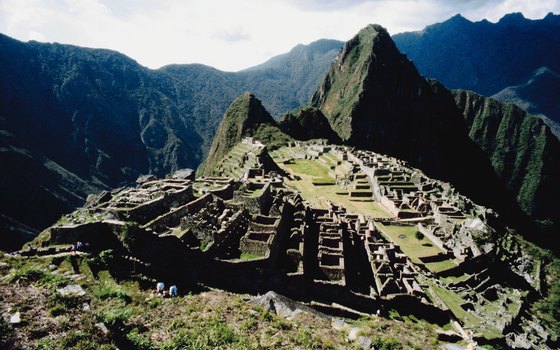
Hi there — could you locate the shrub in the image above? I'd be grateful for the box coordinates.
[371,337,403,350]
[97,249,115,266]
[415,231,425,240]
[10,266,68,288]
[9,267,46,284]
[126,328,155,350]
[93,282,132,304]
[119,222,140,251]
[97,308,132,329]
[48,304,65,317]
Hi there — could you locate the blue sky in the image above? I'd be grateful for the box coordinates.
[1,0,558,71]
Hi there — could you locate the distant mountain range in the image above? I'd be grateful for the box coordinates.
[2,12,559,249]
[393,12,560,135]
[492,67,560,137]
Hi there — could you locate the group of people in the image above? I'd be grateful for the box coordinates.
[153,282,178,298]
[68,241,88,252]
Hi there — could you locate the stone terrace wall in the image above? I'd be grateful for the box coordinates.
[49,222,121,250]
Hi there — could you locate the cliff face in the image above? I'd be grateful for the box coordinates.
[454,90,560,230]
[311,25,517,220]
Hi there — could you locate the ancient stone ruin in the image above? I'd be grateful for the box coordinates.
[27,138,553,349]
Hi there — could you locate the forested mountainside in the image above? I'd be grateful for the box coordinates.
[393,13,560,138]
[0,34,340,247]
[454,90,560,234]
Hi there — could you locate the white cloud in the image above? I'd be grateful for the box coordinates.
[27,30,47,41]
[0,0,558,71]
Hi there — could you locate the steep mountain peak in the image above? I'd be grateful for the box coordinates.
[312,23,422,141]
[543,12,560,23]
[448,13,470,23]
[203,92,287,174]
[422,13,472,33]
[235,92,275,125]
[498,12,527,25]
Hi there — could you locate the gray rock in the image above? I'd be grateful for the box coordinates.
[249,291,323,320]
[331,318,347,331]
[355,335,372,349]
[57,284,85,297]
[348,327,360,341]
[10,311,21,324]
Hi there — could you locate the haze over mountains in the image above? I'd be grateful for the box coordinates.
[1,12,559,249]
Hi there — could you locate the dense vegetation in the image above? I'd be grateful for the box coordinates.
[453,90,560,236]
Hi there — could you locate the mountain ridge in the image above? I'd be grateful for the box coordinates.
[491,66,560,137]
[0,33,340,248]
[392,12,560,96]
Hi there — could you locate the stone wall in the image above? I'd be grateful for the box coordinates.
[417,223,447,251]
[49,222,121,250]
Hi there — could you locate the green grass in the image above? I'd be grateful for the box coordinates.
[277,156,391,218]
[161,316,248,349]
[375,224,440,261]
[375,223,458,272]
[440,274,471,284]
[424,260,458,273]
[240,253,263,260]
[312,178,336,186]
[428,282,480,326]
[92,282,132,303]
[285,159,331,178]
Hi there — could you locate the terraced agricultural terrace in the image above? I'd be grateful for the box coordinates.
[7,138,554,349]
